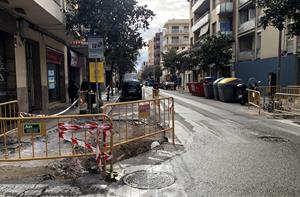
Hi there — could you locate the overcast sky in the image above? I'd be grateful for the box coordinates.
[136,0,190,70]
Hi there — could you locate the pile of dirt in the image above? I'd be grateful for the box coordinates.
[47,158,85,179]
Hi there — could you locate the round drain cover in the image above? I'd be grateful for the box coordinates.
[258,136,289,142]
[123,170,175,189]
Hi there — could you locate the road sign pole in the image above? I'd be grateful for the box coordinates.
[95,58,100,111]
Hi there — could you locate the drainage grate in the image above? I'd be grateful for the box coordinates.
[123,170,175,189]
[258,136,289,142]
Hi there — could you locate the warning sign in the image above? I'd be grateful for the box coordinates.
[20,123,46,137]
[139,103,150,119]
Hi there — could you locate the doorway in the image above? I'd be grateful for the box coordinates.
[26,40,42,112]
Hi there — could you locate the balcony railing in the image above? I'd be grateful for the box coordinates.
[238,18,255,34]
[164,29,189,35]
[192,12,210,32]
[216,2,233,15]
[192,0,206,13]
[238,50,254,61]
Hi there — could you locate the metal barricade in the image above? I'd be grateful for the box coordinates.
[0,100,18,136]
[0,114,113,173]
[247,89,261,115]
[103,97,175,148]
[273,93,300,116]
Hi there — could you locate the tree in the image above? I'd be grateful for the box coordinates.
[141,65,162,81]
[162,48,191,75]
[65,0,154,85]
[192,33,233,77]
[256,0,300,85]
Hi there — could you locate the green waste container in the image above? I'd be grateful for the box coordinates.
[218,78,243,102]
[213,78,224,100]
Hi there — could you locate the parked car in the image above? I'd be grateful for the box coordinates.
[120,79,142,101]
[147,79,154,87]
[159,81,175,90]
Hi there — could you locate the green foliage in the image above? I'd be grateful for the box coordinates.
[191,33,233,75]
[141,65,162,81]
[256,0,300,35]
[65,0,155,80]
[162,48,191,74]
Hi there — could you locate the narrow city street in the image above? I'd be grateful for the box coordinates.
[105,87,300,196]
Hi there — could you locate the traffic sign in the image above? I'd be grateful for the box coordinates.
[88,37,104,59]
[89,62,105,83]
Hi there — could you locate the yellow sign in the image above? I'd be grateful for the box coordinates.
[89,62,105,83]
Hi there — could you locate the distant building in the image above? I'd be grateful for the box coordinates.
[162,19,190,53]
[154,32,163,66]
[147,39,154,66]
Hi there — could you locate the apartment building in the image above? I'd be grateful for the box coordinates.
[154,32,163,66]
[234,0,300,86]
[0,0,85,113]
[147,39,154,66]
[162,19,190,53]
[189,0,234,44]
[161,19,190,81]
[188,0,300,85]
[188,0,235,81]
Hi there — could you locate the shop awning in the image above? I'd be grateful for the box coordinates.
[199,24,209,38]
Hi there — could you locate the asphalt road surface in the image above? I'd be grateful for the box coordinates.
[1,87,299,196]
[115,87,300,196]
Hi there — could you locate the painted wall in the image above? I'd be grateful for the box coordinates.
[14,21,69,113]
[235,55,300,86]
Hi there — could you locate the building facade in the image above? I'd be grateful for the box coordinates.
[147,39,154,66]
[162,19,190,53]
[161,19,190,82]
[188,0,300,86]
[0,0,85,113]
[234,0,300,86]
[154,32,163,67]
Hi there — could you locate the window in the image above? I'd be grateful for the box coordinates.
[171,36,179,44]
[220,21,231,32]
[184,26,189,33]
[171,26,179,33]
[212,22,217,35]
[240,10,248,24]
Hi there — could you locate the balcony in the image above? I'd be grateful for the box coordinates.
[163,39,189,46]
[239,0,251,8]
[192,12,210,32]
[216,2,233,15]
[238,50,254,61]
[0,0,69,41]
[192,0,206,13]
[238,18,255,35]
[164,29,190,35]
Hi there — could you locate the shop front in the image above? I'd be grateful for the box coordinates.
[68,50,83,87]
[0,30,17,103]
[46,48,66,103]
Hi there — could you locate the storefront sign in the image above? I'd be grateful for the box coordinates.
[89,62,104,83]
[20,123,46,137]
[46,49,63,65]
[88,37,104,59]
[139,103,150,119]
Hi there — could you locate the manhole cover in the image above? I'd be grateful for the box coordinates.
[258,136,289,142]
[123,170,175,189]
